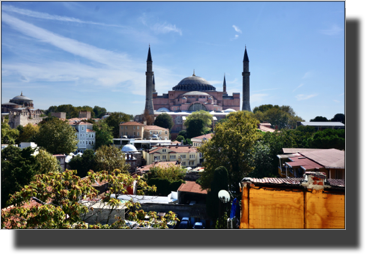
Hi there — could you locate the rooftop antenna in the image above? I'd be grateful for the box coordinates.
[193,69,195,76]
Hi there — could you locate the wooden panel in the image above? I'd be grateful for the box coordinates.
[239,185,250,229]
[305,190,345,229]
[247,187,304,229]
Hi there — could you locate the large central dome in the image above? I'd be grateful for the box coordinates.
[172,75,216,92]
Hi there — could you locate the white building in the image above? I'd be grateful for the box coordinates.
[69,121,96,152]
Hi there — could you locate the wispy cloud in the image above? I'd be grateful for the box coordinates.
[295,94,318,101]
[302,71,312,79]
[292,83,304,92]
[2,5,124,28]
[152,22,182,35]
[319,24,343,36]
[140,13,182,36]
[231,25,242,40]
[232,25,242,34]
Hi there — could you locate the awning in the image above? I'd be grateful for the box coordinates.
[285,157,323,170]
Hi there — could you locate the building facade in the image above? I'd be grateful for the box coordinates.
[142,145,201,167]
[69,121,96,152]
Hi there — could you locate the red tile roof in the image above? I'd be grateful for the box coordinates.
[191,133,214,140]
[144,125,168,130]
[138,161,179,172]
[178,181,207,194]
[258,123,276,133]
[148,146,197,154]
[120,121,144,126]
[86,129,95,132]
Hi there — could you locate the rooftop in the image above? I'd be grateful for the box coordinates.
[177,181,207,194]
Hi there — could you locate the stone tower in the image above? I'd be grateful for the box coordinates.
[145,46,154,115]
[242,47,251,111]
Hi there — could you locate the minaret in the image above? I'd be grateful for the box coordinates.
[223,74,227,94]
[242,46,251,111]
[153,74,157,93]
[145,46,154,115]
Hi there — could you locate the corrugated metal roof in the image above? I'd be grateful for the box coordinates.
[300,122,344,127]
[286,156,324,170]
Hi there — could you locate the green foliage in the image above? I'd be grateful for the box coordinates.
[1,121,19,144]
[146,178,184,196]
[1,170,179,229]
[178,130,187,138]
[92,120,114,149]
[35,149,62,174]
[186,118,208,138]
[1,146,40,207]
[45,104,100,119]
[154,113,173,131]
[34,118,78,154]
[252,104,304,129]
[215,212,228,229]
[176,135,185,142]
[146,165,186,182]
[184,110,212,129]
[198,111,261,192]
[93,106,107,118]
[308,129,345,150]
[248,141,275,178]
[331,113,345,123]
[68,149,96,177]
[17,123,39,143]
[93,145,128,172]
[206,166,229,222]
[310,116,328,122]
[105,112,132,138]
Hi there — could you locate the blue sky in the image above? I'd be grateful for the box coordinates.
[1,1,345,122]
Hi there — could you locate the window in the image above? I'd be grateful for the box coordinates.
[133,126,136,129]
[162,155,166,160]
[199,153,203,158]
[137,132,140,136]
[137,126,139,129]
[162,149,166,153]
[170,155,176,160]
[181,162,187,166]
[190,154,195,159]
[154,156,160,161]
[181,155,186,159]
[165,131,167,134]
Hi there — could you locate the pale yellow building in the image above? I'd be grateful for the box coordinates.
[119,121,144,138]
[143,145,201,167]
[143,125,170,140]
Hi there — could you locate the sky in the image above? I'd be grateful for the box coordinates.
[1,1,345,122]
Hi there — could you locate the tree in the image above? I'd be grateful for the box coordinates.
[93,145,128,172]
[1,121,19,144]
[310,116,328,122]
[68,149,96,178]
[17,123,39,143]
[184,110,212,130]
[331,113,345,124]
[93,106,107,118]
[198,111,261,192]
[308,129,345,150]
[176,135,185,143]
[1,170,178,229]
[252,104,304,129]
[144,165,186,196]
[105,112,132,138]
[186,118,207,138]
[1,146,40,208]
[35,149,62,174]
[154,113,174,131]
[92,120,114,149]
[206,166,229,223]
[248,141,275,178]
[33,118,78,154]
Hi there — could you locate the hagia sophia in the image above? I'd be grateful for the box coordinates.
[135,46,251,136]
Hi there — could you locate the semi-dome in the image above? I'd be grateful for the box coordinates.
[224,108,236,112]
[157,107,170,112]
[121,144,137,152]
[172,75,216,92]
[182,91,210,96]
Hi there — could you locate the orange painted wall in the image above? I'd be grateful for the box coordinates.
[240,185,345,229]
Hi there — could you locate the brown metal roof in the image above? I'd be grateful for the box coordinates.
[178,181,207,194]
[286,156,324,170]
[300,149,344,169]
[242,177,303,185]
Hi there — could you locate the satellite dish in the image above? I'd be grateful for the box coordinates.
[218,190,230,203]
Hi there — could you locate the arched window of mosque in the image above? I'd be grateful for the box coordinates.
[175,116,182,125]
[188,103,207,111]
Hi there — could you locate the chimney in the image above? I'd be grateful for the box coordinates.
[302,171,326,190]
